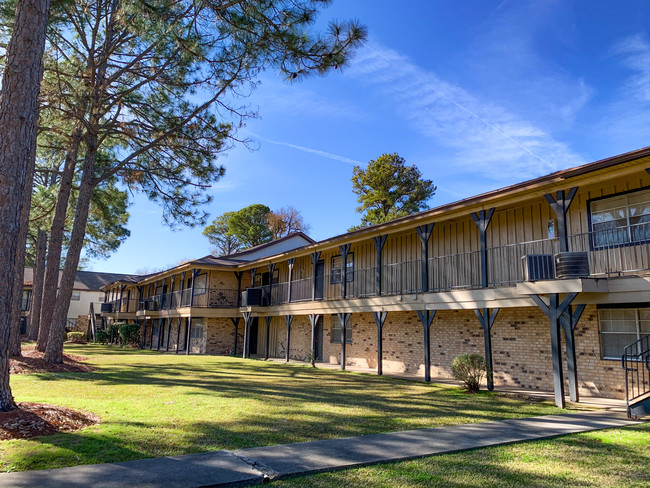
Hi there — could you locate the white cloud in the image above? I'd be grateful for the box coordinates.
[610,34,650,103]
[350,42,583,180]
[251,133,363,166]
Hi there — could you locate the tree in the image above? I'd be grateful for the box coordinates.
[203,212,242,256]
[267,206,311,239]
[0,0,51,410]
[228,204,273,248]
[38,0,365,363]
[350,153,436,230]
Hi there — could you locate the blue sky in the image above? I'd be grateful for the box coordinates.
[87,0,650,274]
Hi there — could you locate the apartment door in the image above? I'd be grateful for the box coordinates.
[315,260,325,300]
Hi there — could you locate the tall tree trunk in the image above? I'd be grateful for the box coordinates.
[28,230,47,341]
[45,148,96,364]
[9,168,37,357]
[0,0,51,411]
[37,135,81,352]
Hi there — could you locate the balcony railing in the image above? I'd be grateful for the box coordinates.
[242,230,650,307]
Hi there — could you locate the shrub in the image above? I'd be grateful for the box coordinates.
[95,329,110,344]
[106,323,120,343]
[451,353,486,393]
[67,331,86,343]
[119,323,141,347]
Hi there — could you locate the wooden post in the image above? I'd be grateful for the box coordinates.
[470,208,495,288]
[186,269,201,356]
[119,285,126,312]
[474,308,499,391]
[372,235,387,296]
[230,317,240,356]
[339,244,351,299]
[267,263,276,306]
[234,271,243,307]
[242,312,252,359]
[372,311,388,375]
[175,317,182,354]
[416,224,434,292]
[264,316,272,360]
[309,314,320,366]
[287,259,295,303]
[544,188,578,253]
[531,293,578,408]
[416,310,436,382]
[560,304,586,402]
[311,251,321,301]
[337,313,351,370]
[285,315,294,362]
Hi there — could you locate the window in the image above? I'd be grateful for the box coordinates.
[21,290,31,311]
[590,188,650,247]
[331,321,352,344]
[330,253,354,284]
[193,274,207,295]
[190,318,204,339]
[599,307,650,359]
[71,291,81,301]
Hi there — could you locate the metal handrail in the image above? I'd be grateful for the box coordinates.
[622,334,650,417]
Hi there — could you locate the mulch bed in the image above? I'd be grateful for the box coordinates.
[0,402,100,440]
[9,345,94,375]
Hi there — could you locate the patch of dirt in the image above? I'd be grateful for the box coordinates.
[9,346,94,375]
[0,402,100,440]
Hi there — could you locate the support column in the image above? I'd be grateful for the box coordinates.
[372,311,388,375]
[149,319,155,349]
[230,317,240,356]
[267,263,276,306]
[309,314,320,366]
[285,315,294,362]
[416,310,436,382]
[175,317,182,353]
[119,285,126,312]
[165,317,172,352]
[470,208,495,288]
[311,251,321,301]
[560,304,586,402]
[337,313,351,370]
[179,271,186,307]
[168,274,176,309]
[339,244,351,299]
[157,318,164,349]
[544,188,578,252]
[531,293,578,408]
[416,224,435,292]
[372,235,387,296]
[234,271,243,307]
[186,268,200,356]
[185,317,192,355]
[264,316,272,360]
[242,312,253,359]
[141,318,147,348]
[287,258,295,303]
[474,308,500,391]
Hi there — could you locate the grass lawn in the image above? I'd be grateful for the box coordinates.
[2,343,571,472]
[273,423,650,488]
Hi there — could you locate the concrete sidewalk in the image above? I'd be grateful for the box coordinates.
[0,412,639,488]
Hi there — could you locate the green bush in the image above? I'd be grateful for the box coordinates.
[451,353,486,393]
[67,331,86,343]
[119,323,141,347]
[95,329,110,344]
[106,323,120,343]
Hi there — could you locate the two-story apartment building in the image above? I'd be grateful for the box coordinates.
[101,147,650,414]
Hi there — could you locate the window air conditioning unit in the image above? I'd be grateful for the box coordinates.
[100,303,113,313]
[555,252,590,279]
[241,288,262,307]
[522,254,555,281]
[146,300,159,311]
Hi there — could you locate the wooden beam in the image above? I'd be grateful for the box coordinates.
[311,251,321,301]
[474,308,499,391]
[287,259,295,303]
[285,315,294,362]
[234,271,243,307]
[372,235,387,296]
[175,317,182,354]
[309,313,321,366]
[416,310,436,382]
[337,313,351,370]
[242,312,253,359]
[544,187,578,253]
[470,208,495,288]
[416,224,435,292]
[560,304,586,402]
[339,244,351,299]
[372,311,388,375]
[185,317,192,355]
[531,292,578,408]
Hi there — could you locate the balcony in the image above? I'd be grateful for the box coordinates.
[135,288,239,312]
[243,229,650,307]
